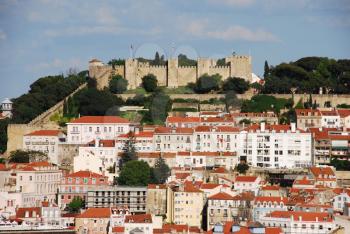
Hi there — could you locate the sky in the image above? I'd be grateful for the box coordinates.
[0,0,349,101]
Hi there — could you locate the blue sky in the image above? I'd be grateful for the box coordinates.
[0,0,349,101]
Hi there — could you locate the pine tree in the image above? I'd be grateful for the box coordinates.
[154,52,160,65]
[119,132,137,169]
[264,60,270,79]
[63,99,68,116]
[152,157,171,184]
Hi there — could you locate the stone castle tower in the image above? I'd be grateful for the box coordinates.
[89,55,252,90]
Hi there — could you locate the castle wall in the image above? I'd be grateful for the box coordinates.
[226,56,252,82]
[208,66,230,81]
[91,55,253,89]
[149,66,167,86]
[177,66,197,86]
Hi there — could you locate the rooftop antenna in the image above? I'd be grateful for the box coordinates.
[130,44,134,59]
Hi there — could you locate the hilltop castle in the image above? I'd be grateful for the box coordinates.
[89,55,252,90]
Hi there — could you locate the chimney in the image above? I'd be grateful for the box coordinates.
[260,122,266,132]
[291,123,296,132]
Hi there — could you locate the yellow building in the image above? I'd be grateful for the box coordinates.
[167,182,204,228]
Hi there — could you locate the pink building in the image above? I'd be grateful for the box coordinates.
[58,170,109,209]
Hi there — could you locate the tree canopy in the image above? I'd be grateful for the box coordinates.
[109,75,128,94]
[11,71,86,123]
[152,157,171,184]
[142,90,172,125]
[178,54,197,66]
[241,95,292,113]
[222,77,249,94]
[119,132,137,169]
[262,57,350,94]
[67,196,85,213]
[117,160,152,186]
[0,119,10,154]
[192,73,221,94]
[9,150,48,163]
[142,74,158,92]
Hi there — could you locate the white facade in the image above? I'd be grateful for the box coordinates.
[321,114,341,128]
[66,116,131,144]
[234,176,261,196]
[239,123,312,169]
[23,130,65,165]
[15,162,62,207]
[259,211,336,234]
[1,98,13,118]
[74,140,118,182]
[175,152,238,170]
[333,191,350,212]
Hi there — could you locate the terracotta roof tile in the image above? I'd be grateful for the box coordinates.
[124,214,152,223]
[267,211,333,222]
[69,116,129,124]
[65,170,106,179]
[76,208,111,218]
[25,130,62,136]
[208,192,235,200]
[235,176,258,182]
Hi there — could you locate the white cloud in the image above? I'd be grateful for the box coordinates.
[0,30,6,40]
[27,57,83,73]
[185,20,279,42]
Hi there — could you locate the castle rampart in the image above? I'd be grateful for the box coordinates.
[89,55,253,90]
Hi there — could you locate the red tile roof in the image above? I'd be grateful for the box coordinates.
[310,167,335,177]
[65,170,106,179]
[70,116,129,124]
[212,167,226,173]
[87,139,116,147]
[147,184,167,189]
[112,226,125,233]
[235,176,258,183]
[208,192,235,200]
[25,130,62,136]
[293,176,315,186]
[244,124,305,133]
[166,116,200,123]
[267,211,333,222]
[155,127,194,134]
[118,131,154,138]
[124,214,152,223]
[16,207,41,218]
[76,208,111,218]
[200,183,221,190]
[183,181,203,193]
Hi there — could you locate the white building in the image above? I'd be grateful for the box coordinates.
[234,175,261,196]
[124,214,154,234]
[193,126,240,152]
[239,123,312,169]
[154,127,193,152]
[320,110,341,128]
[175,151,238,170]
[332,189,350,213]
[116,131,154,152]
[74,139,118,182]
[66,116,131,144]
[260,211,336,234]
[1,98,13,118]
[23,130,66,165]
[15,162,62,207]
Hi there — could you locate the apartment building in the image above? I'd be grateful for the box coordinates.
[234,176,261,196]
[23,130,66,165]
[259,211,336,234]
[252,196,288,221]
[86,186,147,213]
[167,182,204,228]
[66,116,131,144]
[15,162,62,207]
[154,127,193,152]
[146,184,167,216]
[74,139,118,182]
[58,170,109,209]
[116,131,154,152]
[239,123,312,169]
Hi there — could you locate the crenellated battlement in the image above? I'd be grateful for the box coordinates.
[89,54,252,89]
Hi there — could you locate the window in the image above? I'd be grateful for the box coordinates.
[29,176,32,181]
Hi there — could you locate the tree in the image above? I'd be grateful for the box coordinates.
[109,75,128,94]
[142,91,172,124]
[236,163,249,174]
[67,196,85,213]
[224,90,241,111]
[87,77,97,89]
[178,54,197,66]
[152,157,171,184]
[117,161,152,186]
[223,77,249,94]
[9,150,48,163]
[194,74,221,94]
[119,132,137,169]
[73,87,124,116]
[264,60,270,78]
[142,74,158,92]
[0,119,10,154]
